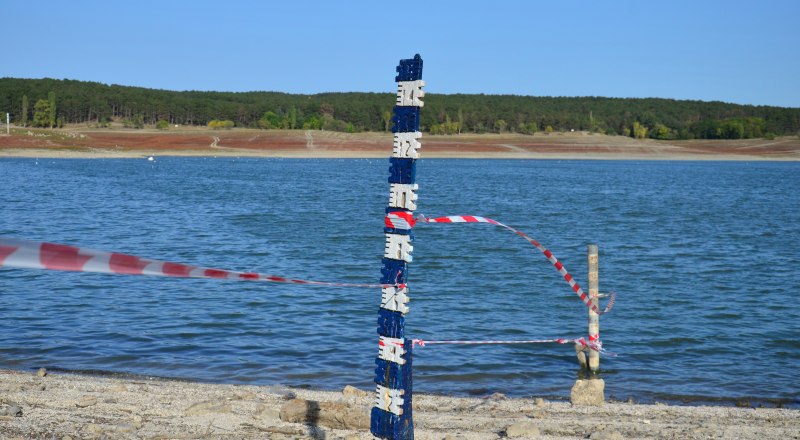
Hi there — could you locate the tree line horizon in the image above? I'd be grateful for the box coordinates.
[2,77,799,140]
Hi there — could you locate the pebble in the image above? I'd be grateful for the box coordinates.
[528,410,545,419]
[84,424,102,435]
[115,422,136,433]
[185,399,232,416]
[590,430,624,440]
[234,390,257,400]
[254,403,280,421]
[280,398,369,430]
[342,385,370,398]
[0,405,23,417]
[76,397,98,408]
[506,421,540,438]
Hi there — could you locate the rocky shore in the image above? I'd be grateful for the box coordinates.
[1,369,797,439]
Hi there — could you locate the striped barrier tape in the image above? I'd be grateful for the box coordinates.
[0,236,393,289]
[381,337,608,354]
[385,212,616,315]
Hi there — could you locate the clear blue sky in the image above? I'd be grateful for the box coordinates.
[4,0,799,107]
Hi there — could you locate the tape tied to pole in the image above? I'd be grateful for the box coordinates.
[384,212,617,315]
[0,236,392,289]
[408,337,611,354]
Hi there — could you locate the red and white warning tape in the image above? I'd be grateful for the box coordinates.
[0,236,391,288]
[385,211,417,230]
[385,212,616,315]
[380,337,606,353]
[2,213,618,316]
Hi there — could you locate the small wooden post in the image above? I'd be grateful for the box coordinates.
[587,244,600,372]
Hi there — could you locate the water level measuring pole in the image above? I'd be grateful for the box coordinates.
[371,54,424,440]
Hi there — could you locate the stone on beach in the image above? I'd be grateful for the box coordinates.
[506,420,541,438]
[570,378,605,406]
[184,399,232,416]
[75,397,98,408]
[342,384,370,398]
[279,398,369,430]
[0,405,23,417]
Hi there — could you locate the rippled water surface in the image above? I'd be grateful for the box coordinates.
[1,158,798,406]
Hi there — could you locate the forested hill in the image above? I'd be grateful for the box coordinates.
[2,77,798,140]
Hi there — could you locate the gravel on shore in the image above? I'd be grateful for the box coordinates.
[1,369,797,439]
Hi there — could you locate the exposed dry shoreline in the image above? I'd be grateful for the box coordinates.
[1,369,797,439]
[1,128,799,160]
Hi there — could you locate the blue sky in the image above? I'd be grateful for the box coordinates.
[4,0,799,107]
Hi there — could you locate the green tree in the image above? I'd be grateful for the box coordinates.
[21,95,28,126]
[518,121,538,134]
[123,114,145,128]
[718,120,742,139]
[156,119,170,129]
[48,91,56,128]
[2,77,799,136]
[289,106,297,129]
[494,119,508,133]
[653,123,670,140]
[633,121,648,139]
[32,99,52,127]
[382,110,392,132]
[258,111,281,129]
[208,119,234,129]
[302,115,322,130]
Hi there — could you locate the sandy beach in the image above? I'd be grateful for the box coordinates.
[1,128,799,161]
[0,369,797,439]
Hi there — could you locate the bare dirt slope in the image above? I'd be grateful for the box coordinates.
[1,128,798,160]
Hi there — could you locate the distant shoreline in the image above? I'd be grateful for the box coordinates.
[1,127,798,161]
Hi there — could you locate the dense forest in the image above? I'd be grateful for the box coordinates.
[2,77,799,140]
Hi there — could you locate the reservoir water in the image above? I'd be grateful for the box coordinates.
[1,158,798,406]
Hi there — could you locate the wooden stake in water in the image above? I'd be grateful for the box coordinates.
[587,244,600,372]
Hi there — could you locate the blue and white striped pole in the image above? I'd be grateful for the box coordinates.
[371,54,424,440]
